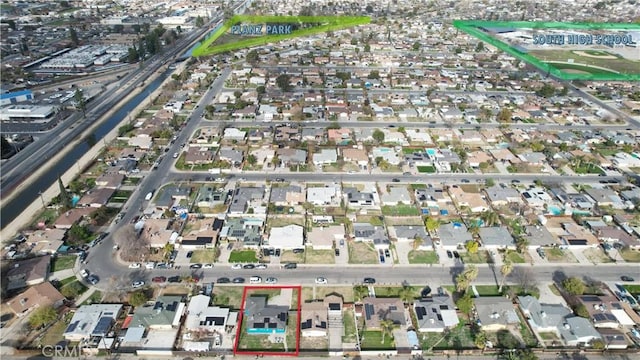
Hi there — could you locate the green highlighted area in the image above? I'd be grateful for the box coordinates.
[453,20,640,81]
[193,15,370,57]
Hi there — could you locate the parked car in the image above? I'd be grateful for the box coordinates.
[453,251,460,259]
[232,277,245,284]
[265,277,278,284]
[216,277,231,284]
[392,178,400,182]
[363,277,376,284]
[145,262,156,269]
[231,264,242,270]
[255,264,268,269]
[335,248,340,256]
[315,277,328,284]
[292,248,304,254]
[167,276,181,283]
[87,275,99,285]
[384,249,391,257]
[132,281,145,288]
[128,263,141,269]
[284,262,297,269]
[152,276,167,283]
[621,275,635,282]
[275,249,281,257]
[243,264,255,269]
[190,263,202,269]
[186,251,193,258]
[203,264,213,269]
[79,269,89,278]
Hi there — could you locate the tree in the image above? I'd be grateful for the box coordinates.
[475,42,484,52]
[67,224,92,246]
[465,240,479,254]
[498,260,514,292]
[367,70,380,79]
[573,303,589,318]
[69,27,79,46]
[425,217,440,233]
[412,41,421,51]
[256,85,265,94]
[456,265,479,293]
[379,319,396,344]
[536,83,556,98]
[114,226,150,262]
[246,50,259,66]
[496,329,520,349]
[73,88,86,116]
[455,293,474,314]
[58,177,72,209]
[129,291,149,307]
[247,154,257,166]
[61,280,85,299]
[480,211,499,227]
[562,277,585,295]
[276,74,292,92]
[497,108,512,123]
[29,305,57,329]
[127,46,139,63]
[474,330,487,350]
[195,16,204,27]
[372,129,385,143]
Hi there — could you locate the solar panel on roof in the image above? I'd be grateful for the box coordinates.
[65,322,78,333]
[436,314,443,321]
[92,317,112,335]
[416,307,426,319]
[364,304,375,320]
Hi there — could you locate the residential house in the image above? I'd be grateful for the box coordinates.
[341,148,369,168]
[437,222,473,249]
[64,304,123,341]
[467,151,493,168]
[484,185,523,206]
[244,296,288,334]
[307,225,345,250]
[76,188,116,208]
[129,296,186,330]
[6,255,51,291]
[184,295,238,334]
[584,188,627,210]
[223,128,246,141]
[327,128,352,144]
[196,186,228,208]
[274,126,300,142]
[307,185,340,206]
[7,282,65,317]
[94,172,124,189]
[521,187,553,208]
[218,147,244,167]
[344,187,377,207]
[53,208,95,229]
[301,127,325,142]
[413,296,459,332]
[219,218,264,247]
[361,297,406,330]
[474,297,520,331]
[523,225,560,248]
[392,225,430,244]
[300,301,328,337]
[478,227,515,250]
[276,148,307,166]
[229,187,265,215]
[267,225,304,249]
[155,185,191,209]
[518,152,547,165]
[381,186,412,206]
[371,147,401,165]
[313,149,338,166]
[26,229,66,255]
[415,186,451,210]
[448,186,489,213]
[353,223,390,249]
[576,293,639,328]
[184,147,215,165]
[270,185,305,206]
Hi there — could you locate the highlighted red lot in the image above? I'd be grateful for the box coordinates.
[233,285,302,357]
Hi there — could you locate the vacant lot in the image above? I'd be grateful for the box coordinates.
[620,249,640,262]
[212,286,244,309]
[51,255,76,272]
[503,250,525,264]
[32,312,74,347]
[228,250,258,263]
[302,286,354,303]
[583,248,612,263]
[281,250,304,263]
[191,249,218,264]
[408,250,439,264]
[544,247,578,263]
[305,249,335,264]
[348,242,378,264]
[460,250,490,264]
[419,323,475,350]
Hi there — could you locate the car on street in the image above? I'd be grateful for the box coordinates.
[168,276,181,283]
[315,277,328,284]
[265,277,278,284]
[392,178,400,182]
[128,263,141,269]
[87,275,99,285]
[79,251,88,264]
[156,263,168,269]
[256,264,267,269]
[461,179,470,183]
[203,263,213,269]
[284,262,297,269]
[340,239,344,246]
[173,152,179,158]
[232,277,245,284]
[190,264,202,269]
[243,264,255,269]
[231,263,242,270]
[446,250,453,259]
[79,269,89,278]
[216,277,231,284]
[363,277,376,284]
[379,255,385,263]
[621,275,635,282]
[152,276,167,283]
[145,262,156,269]
[132,281,145,288]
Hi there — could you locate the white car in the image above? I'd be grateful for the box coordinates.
[255,264,268,269]
[79,269,89,278]
[315,277,328,284]
[145,262,156,269]
[231,263,242,270]
[132,281,145,288]
[203,263,213,269]
[128,263,141,269]
[265,277,278,284]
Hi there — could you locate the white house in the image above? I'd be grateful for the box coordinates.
[307,186,339,206]
[267,224,304,249]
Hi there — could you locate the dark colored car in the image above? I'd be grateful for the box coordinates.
[275,249,281,257]
[190,263,202,269]
[216,277,231,284]
[453,251,460,259]
[335,248,340,256]
[621,275,635,282]
[384,249,391,257]
[446,250,453,258]
[461,179,470,183]
[284,262,297,269]
[392,178,400,182]
[186,251,193,258]
[87,275,99,285]
[232,277,245,284]
[363,277,376,284]
[243,264,255,269]
[167,276,181,283]
[292,248,305,254]
[152,276,167,283]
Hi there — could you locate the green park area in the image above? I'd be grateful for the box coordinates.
[193,15,370,57]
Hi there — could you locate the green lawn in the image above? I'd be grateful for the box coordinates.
[571,163,605,175]
[190,249,218,264]
[82,290,103,305]
[374,286,421,299]
[417,166,436,173]
[228,250,258,263]
[623,284,640,295]
[504,250,525,263]
[460,250,490,264]
[408,250,439,264]
[212,286,245,309]
[382,204,420,216]
[360,330,395,350]
[33,312,74,347]
[419,323,475,350]
[342,310,357,343]
[620,249,640,262]
[51,255,77,272]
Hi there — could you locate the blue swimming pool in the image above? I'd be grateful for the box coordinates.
[548,206,562,216]
[426,148,437,156]
[71,195,80,207]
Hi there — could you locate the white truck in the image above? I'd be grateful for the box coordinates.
[145,191,154,201]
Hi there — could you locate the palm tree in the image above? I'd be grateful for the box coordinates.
[399,286,414,305]
[379,319,396,344]
[412,236,423,250]
[456,265,479,293]
[499,260,514,293]
[425,217,440,234]
[480,211,500,227]
[474,331,487,352]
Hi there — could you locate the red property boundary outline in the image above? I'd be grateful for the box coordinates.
[233,285,302,357]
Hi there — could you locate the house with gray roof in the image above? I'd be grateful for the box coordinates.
[196,186,228,208]
[414,296,459,332]
[523,225,559,248]
[518,152,547,165]
[220,218,264,247]
[276,148,307,166]
[156,185,191,209]
[218,147,244,166]
[478,227,515,249]
[229,186,264,214]
[244,296,288,334]
[392,225,429,243]
[474,297,520,331]
[381,186,412,205]
[484,185,522,206]
[344,187,376,207]
[64,304,123,341]
[312,149,338,165]
[437,222,472,249]
[353,223,390,249]
[519,295,572,335]
[269,185,304,206]
[415,186,450,208]
[584,188,627,210]
[130,296,185,330]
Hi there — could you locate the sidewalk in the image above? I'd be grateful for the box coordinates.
[74,287,98,306]
[48,269,77,281]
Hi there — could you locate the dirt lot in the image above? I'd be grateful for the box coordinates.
[348,242,378,264]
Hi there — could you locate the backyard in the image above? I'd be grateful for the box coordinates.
[342,309,358,343]
[381,204,421,216]
[408,250,439,264]
[348,242,379,264]
[620,249,640,262]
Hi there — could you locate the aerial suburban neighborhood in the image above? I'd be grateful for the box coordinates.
[1,0,640,359]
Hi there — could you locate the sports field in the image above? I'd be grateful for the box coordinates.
[528,49,638,75]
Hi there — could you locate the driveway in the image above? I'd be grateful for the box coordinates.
[394,241,412,265]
